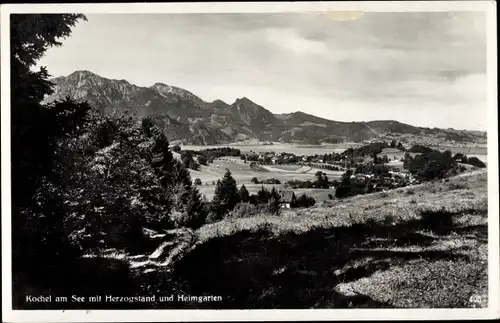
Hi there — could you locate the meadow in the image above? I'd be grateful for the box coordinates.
[172,169,488,309]
[189,158,343,201]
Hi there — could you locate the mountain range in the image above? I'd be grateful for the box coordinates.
[44,70,486,145]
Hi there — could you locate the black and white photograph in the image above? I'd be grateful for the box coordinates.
[1,2,498,321]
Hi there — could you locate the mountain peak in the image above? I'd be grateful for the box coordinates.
[234,96,260,106]
[68,70,99,78]
[150,82,205,105]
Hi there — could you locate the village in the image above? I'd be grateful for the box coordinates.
[191,144,423,209]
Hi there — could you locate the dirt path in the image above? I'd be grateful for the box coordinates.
[127,228,197,274]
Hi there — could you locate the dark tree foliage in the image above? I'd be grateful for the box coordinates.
[314,171,330,189]
[335,169,354,198]
[11,14,89,265]
[184,188,208,229]
[293,193,316,208]
[141,117,155,138]
[343,142,389,158]
[11,14,90,208]
[197,154,208,166]
[408,144,435,154]
[239,184,250,203]
[405,150,457,180]
[465,156,486,168]
[211,170,240,216]
[267,187,282,215]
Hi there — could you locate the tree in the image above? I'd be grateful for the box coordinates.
[172,145,181,153]
[465,156,486,168]
[10,14,90,274]
[382,155,390,164]
[390,139,397,148]
[239,184,250,203]
[290,192,298,208]
[315,171,329,189]
[141,117,155,137]
[11,14,89,208]
[194,178,202,186]
[267,187,282,215]
[336,170,354,198]
[184,188,208,229]
[296,193,316,208]
[212,170,240,215]
[251,177,259,184]
[197,154,208,166]
[257,186,270,204]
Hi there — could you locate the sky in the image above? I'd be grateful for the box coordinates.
[36,12,488,131]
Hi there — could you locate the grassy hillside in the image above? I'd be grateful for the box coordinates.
[171,169,488,309]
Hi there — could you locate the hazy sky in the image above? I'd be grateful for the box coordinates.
[36,12,488,130]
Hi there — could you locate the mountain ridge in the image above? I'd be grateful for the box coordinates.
[44,70,487,145]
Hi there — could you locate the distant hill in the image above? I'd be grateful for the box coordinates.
[44,70,487,145]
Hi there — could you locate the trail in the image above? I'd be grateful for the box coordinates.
[84,228,197,274]
[128,228,197,273]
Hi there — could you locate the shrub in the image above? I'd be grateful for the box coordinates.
[419,208,454,234]
[383,214,395,226]
[292,193,316,208]
[197,155,208,166]
[448,183,468,190]
[229,203,262,218]
[465,156,486,168]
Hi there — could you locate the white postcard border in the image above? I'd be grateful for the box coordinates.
[1,2,498,322]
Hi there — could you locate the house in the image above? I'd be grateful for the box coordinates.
[280,190,296,209]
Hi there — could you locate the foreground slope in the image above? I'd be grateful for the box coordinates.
[171,169,488,309]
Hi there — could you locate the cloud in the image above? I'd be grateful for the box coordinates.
[264,27,328,55]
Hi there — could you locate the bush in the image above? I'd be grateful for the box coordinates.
[228,203,273,219]
[292,193,316,208]
[465,156,486,168]
[405,150,457,180]
[261,178,281,184]
[420,208,454,234]
[197,155,208,166]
